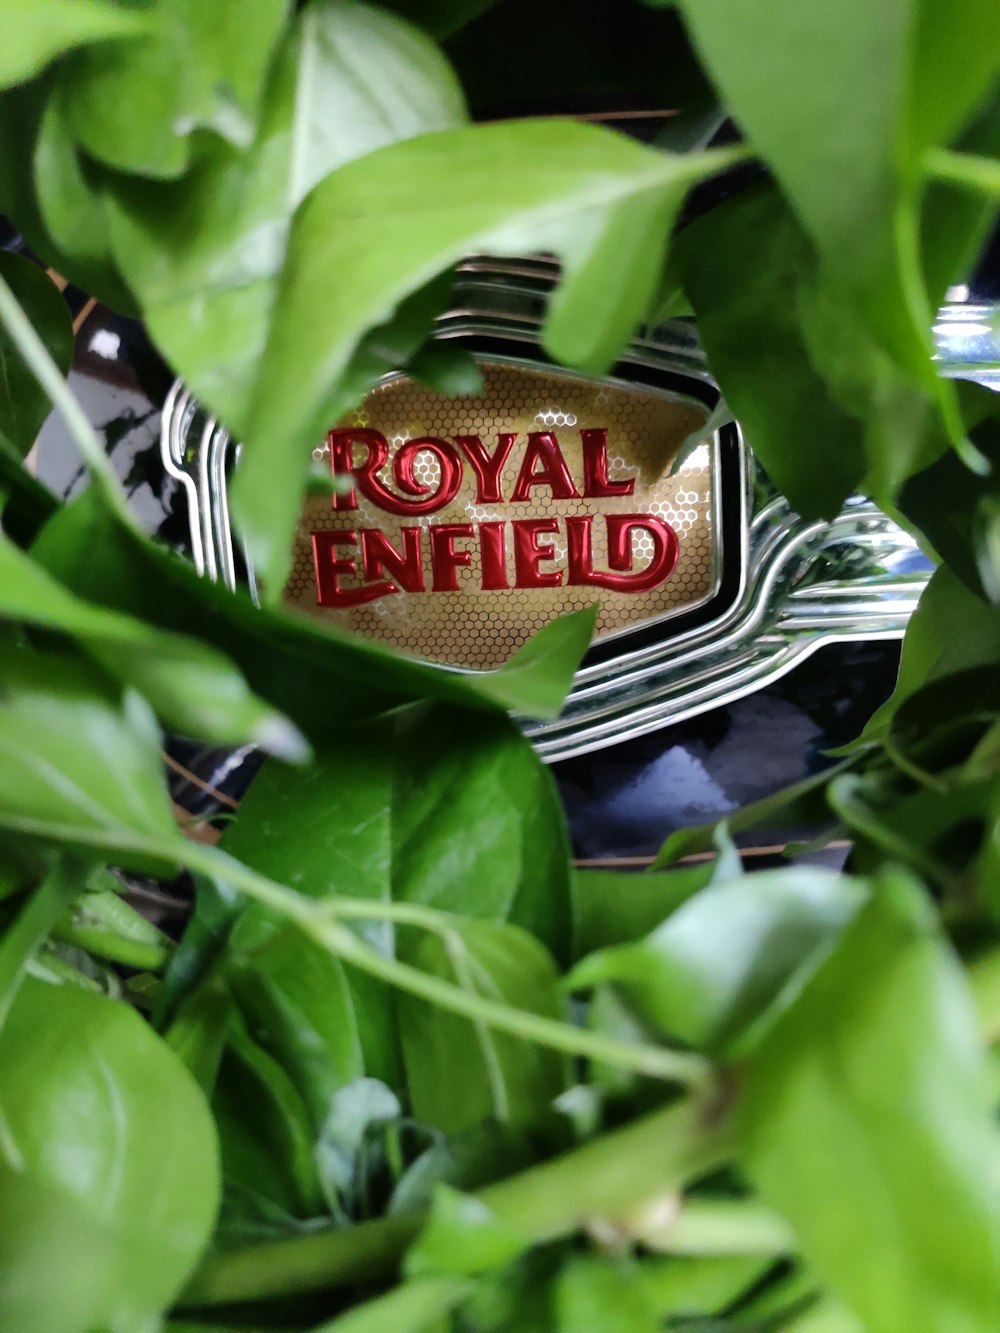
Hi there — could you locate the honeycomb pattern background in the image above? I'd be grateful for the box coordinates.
[284,361,716,669]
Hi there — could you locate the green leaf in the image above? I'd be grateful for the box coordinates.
[0,252,72,456]
[32,93,137,312]
[568,869,864,1056]
[405,1185,528,1278]
[308,1277,469,1333]
[0,856,82,1027]
[0,424,59,545]
[34,488,591,726]
[378,0,499,40]
[556,1255,661,1333]
[679,0,999,381]
[571,862,718,959]
[674,185,867,518]
[213,1002,325,1217]
[0,532,306,756]
[0,640,182,873]
[397,917,570,1136]
[0,0,151,88]
[858,566,1000,744]
[637,1253,773,1321]
[104,0,466,427]
[314,1078,403,1219]
[235,120,735,590]
[739,868,1000,1332]
[0,1161,117,1333]
[59,0,291,177]
[0,976,220,1326]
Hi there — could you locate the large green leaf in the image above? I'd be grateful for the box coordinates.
[34,489,593,727]
[679,0,1000,382]
[0,1161,116,1333]
[223,705,574,953]
[309,1277,468,1332]
[59,0,291,177]
[104,0,466,426]
[0,0,150,88]
[0,640,181,873]
[739,869,999,1332]
[0,977,220,1326]
[569,869,864,1056]
[398,917,570,1136]
[556,1256,661,1333]
[0,252,72,457]
[0,532,305,756]
[236,120,735,589]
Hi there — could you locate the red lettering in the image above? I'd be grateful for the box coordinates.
[391,438,462,514]
[455,434,517,503]
[566,514,678,591]
[581,428,634,498]
[328,429,461,516]
[479,521,509,590]
[511,432,581,502]
[361,526,424,593]
[430,523,475,592]
[328,429,388,512]
[513,519,563,588]
[313,530,392,607]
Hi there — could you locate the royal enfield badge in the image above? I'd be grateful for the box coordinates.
[163,258,933,759]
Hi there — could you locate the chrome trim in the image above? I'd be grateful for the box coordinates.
[160,258,990,761]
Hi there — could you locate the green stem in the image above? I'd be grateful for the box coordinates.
[635,1196,795,1256]
[182,1090,734,1307]
[186,843,714,1090]
[925,148,1000,198]
[0,272,132,518]
[0,858,84,1028]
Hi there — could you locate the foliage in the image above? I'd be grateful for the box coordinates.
[0,1,998,1330]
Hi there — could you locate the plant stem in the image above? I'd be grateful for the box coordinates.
[0,271,133,519]
[186,843,714,1090]
[182,1090,734,1307]
[633,1196,795,1256]
[925,148,1000,198]
[0,858,84,1029]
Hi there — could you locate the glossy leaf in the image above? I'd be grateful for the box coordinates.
[60,0,291,177]
[0,532,306,756]
[569,869,864,1056]
[0,640,182,873]
[236,121,734,589]
[739,869,1000,1332]
[33,488,593,725]
[638,1254,773,1321]
[405,1185,528,1277]
[0,252,72,456]
[104,0,466,427]
[397,917,569,1136]
[0,977,220,1326]
[0,0,150,88]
